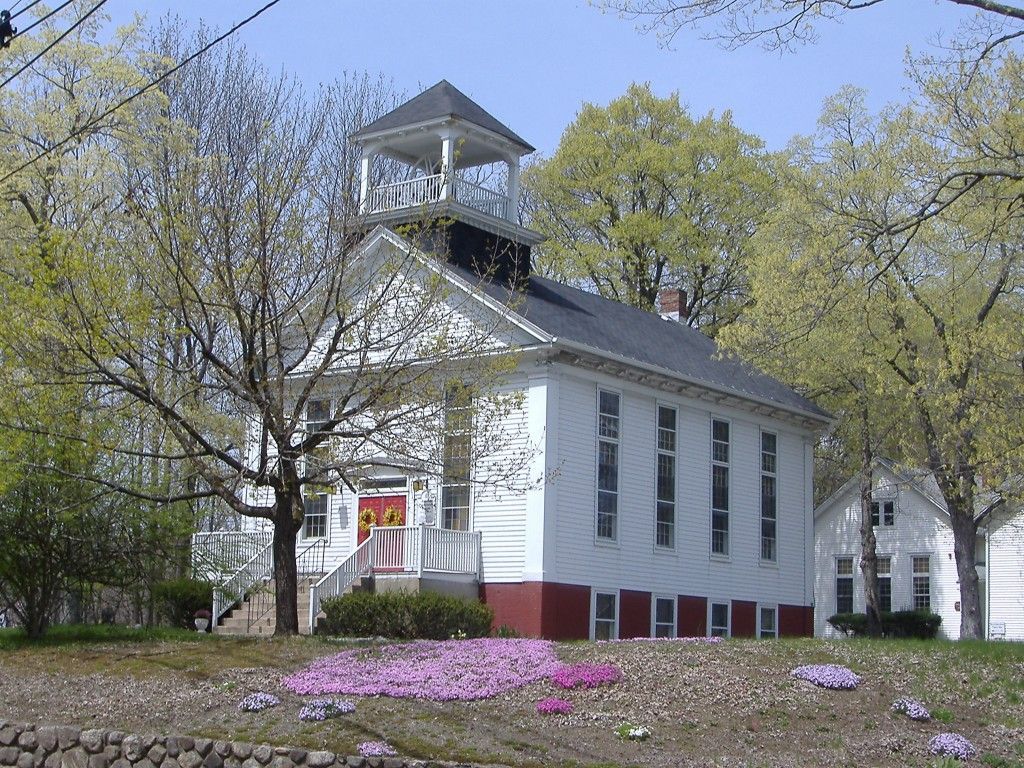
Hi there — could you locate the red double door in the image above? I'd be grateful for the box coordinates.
[358,495,408,570]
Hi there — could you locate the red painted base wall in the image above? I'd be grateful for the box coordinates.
[779,604,814,637]
[619,590,651,639]
[731,600,757,638]
[677,595,707,637]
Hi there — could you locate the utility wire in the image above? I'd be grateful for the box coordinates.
[10,0,44,21]
[8,0,75,41]
[0,0,106,90]
[0,0,286,187]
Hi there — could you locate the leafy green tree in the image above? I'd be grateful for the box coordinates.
[525,83,774,334]
[723,74,1024,639]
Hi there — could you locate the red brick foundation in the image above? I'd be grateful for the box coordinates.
[479,581,590,639]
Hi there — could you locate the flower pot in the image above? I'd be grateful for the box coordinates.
[195,617,209,632]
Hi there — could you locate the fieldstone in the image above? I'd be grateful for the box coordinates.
[268,757,290,768]
[228,746,249,763]
[192,743,211,760]
[159,760,177,768]
[18,734,37,751]
[132,758,155,768]
[380,761,402,768]
[202,753,222,768]
[103,737,122,750]
[364,759,382,768]
[287,751,305,765]
[147,746,165,765]
[160,743,177,762]
[34,730,57,754]
[60,749,89,768]
[78,733,103,756]
[211,745,228,761]
[241,760,261,768]
[250,748,271,767]
[304,753,333,768]
[0,747,21,765]
[109,759,132,768]
[343,759,365,768]
[0,730,19,748]
[55,730,80,751]
[17,752,35,768]
[178,752,202,768]
[87,755,110,768]
[43,751,62,768]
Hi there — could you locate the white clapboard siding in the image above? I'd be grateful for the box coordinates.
[987,510,1024,641]
[814,466,962,639]
[545,364,813,607]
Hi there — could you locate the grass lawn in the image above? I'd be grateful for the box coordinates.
[1,626,1023,767]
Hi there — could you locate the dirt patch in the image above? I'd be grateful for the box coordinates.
[1,635,1022,767]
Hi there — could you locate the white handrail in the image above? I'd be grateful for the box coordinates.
[213,539,274,623]
[365,174,443,214]
[309,533,375,634]
[453,178,510,220]
[191,531,271,581]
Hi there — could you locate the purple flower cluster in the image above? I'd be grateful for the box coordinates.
[535,697,574,715]
[891,696,930,721]
[550,663,622,690]
[238,692,280,712]
[298,698,355,722]
[928,732,976,761]
[357,742,397,758]
[790,664,861,690]
[282,638,562,701]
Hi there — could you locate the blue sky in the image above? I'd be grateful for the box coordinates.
[108,1,975,155]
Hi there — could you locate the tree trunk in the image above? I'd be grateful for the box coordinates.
[857,405,881,637]
[948,500,983,639]
[272,490,301,636]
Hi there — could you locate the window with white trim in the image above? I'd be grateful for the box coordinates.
[656,405,677,549]
[711,419,730,555]
[302,494,329,539]
[760,431,777,562]
[871,499,896,527]
[593,591,618,640]
[597,391,620,541]
[305,399,331,436]
[877,556,892,613]
[653,597,676,638]
[759,606,777,639]
[836,556,854,614]
[710,602,730,637]
[912,555,931,611]
[441,390,471,531]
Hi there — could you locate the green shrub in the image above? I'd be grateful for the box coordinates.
[152,578,214,629]
[319,590,494,639]
[827,610,942,639]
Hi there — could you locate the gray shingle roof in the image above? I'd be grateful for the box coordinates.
[352,80,534,152]
[469,270,831,421]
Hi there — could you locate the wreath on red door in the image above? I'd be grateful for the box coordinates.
[358,507,376,533]
[382,505,403,527]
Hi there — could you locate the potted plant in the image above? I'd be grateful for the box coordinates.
[194,608,211,632]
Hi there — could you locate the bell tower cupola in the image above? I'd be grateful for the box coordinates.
[351,80,543,282]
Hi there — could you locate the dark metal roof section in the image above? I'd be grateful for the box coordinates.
[352,80,535,152]
[468,269,831,420]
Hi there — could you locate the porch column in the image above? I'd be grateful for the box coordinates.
[358,151,374,214]
[439,130,455,201]
[506,154,520,222]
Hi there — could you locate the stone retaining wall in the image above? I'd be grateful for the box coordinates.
[0,722,464,768]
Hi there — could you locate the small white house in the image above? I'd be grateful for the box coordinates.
[814,458,1024,640]
[194,81,832,638]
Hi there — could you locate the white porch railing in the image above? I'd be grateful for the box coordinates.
[212,539,274,624]
[308,525,481,634]
[363,174,511,221]
[192,531,271,582]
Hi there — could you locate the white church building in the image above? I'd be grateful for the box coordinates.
[194,81,831,638]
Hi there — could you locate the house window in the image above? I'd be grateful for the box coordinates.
[597,391,620,541]
[912,555,931,611]
[711,419,730,555]
[653,597,676,638]
[303,494,329,539]
[760,431,777,562]
[710,602,730,637]
[305,399,331,435]
[759,606,777,639]
[836,557,854,614]
[593,591,618,640]
[877,556,892,613]
[441,391,471,531]
[871,499,896,527]
[656,406,676,548]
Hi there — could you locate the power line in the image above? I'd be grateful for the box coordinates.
[10,0,45,21]
[8,0,75,42]
[0,0,106,90]
[0,0,287,187]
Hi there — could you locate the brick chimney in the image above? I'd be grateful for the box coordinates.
[658,288,688,322]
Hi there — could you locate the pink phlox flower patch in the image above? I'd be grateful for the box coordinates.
[357,741,397,757]
[282,638,562,701]
[790,664,861,690]
[536,697,574,715]
[597,636,723,645]
[550,662,622,690]
[928,732,976,761]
